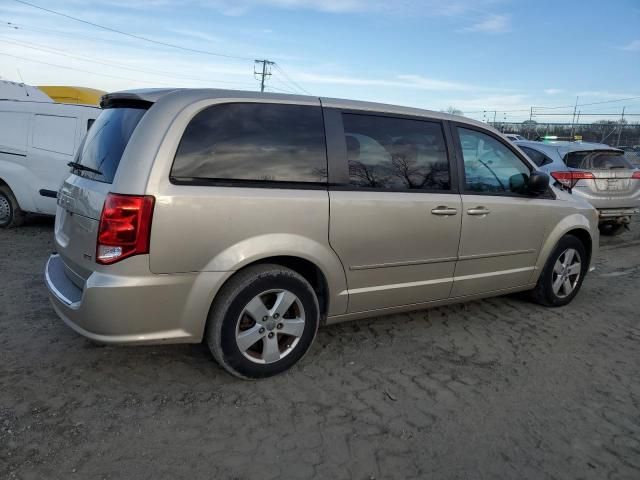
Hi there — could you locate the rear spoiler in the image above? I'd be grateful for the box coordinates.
[562,148,624,161]
[100,92,154,109]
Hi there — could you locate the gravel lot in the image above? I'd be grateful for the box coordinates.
[1,217,639,480]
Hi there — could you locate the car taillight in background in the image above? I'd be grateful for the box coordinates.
[97,193,155,264]
[632,171,640,180]
[550,171,595,189]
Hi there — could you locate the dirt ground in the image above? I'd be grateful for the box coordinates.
[1,216,639,480]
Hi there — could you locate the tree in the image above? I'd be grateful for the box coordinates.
[442,106,464,116]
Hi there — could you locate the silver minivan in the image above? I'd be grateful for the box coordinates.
[46,89,599,378]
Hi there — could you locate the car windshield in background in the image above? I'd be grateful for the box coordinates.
[565,150,633,170]
[75,107,147,183]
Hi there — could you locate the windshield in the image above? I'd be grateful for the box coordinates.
[565,150,633,170]
[75,107,147,183]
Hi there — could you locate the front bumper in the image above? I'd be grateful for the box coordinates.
[45,254,226,344]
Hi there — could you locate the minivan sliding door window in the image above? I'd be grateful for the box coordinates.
[171,103,327,185]
[341,113,451,191]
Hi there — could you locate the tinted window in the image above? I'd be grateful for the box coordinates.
[342,113,450,190]
[172,103,327,184]
[76,107,147,183]
[520,146,551,167]
[565,151,633,170]
[458,128,530,194]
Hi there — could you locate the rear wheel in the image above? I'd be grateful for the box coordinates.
[0,185,25,228]
[531,235,588,307]
[598,222,626,236]
[206,264,320,379]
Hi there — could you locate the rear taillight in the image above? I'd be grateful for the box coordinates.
[632,171,640,180]
[550,171,595,189]
[96,193,155,265]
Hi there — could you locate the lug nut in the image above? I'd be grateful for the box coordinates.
[262,316,268,321]
[268,332,274,338]
[273,313,279,319]
[277,323,283,329]
[259,327,265,334]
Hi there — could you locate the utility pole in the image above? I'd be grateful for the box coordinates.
[254,59,275,93]
[570,96,579,141]
[529,106,533,122]
[616,106,626,147]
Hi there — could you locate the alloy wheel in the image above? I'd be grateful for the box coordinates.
[235,289,306,364]
[552,248,582,298]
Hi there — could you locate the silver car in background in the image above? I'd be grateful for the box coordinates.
[515,140,640,235]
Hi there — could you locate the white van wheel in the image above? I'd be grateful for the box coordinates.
[0,186,25,228]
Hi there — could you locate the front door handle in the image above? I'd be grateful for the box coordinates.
[467,206,491,216]
[431,206,458,216]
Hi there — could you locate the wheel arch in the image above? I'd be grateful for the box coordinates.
[0,162,38,213]
[533,214,597,283]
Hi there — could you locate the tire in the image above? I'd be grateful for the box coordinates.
[530,234,588,307]
[0,185,25,228]
[598,222,626,236]
[205,264,320,379]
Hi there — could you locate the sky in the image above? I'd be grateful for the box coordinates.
[0,0,639,123]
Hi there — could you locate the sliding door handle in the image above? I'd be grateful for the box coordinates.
[431,206,458,216]
[467,207,491,216]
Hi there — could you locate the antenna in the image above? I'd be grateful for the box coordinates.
[16,69,29,96]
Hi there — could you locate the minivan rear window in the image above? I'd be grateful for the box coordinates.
[565,150,633,170]
[74,107,147,183]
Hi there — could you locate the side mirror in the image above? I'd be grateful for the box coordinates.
[527,171,550,196]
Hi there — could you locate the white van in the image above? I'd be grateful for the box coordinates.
[0,99,100,227]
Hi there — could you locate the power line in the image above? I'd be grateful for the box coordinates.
[12,0,254,61]
[534,96,640,111]
[0,36,257,88]
[0,51,155,84]
[273,63,312,95]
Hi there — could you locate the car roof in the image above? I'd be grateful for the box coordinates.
[514,139,623,156]
[102,87,493,131]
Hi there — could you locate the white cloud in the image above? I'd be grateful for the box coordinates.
[544,88,563,95]
[619,40,640,52]
[293,71,483,92]
[460,14,511,34]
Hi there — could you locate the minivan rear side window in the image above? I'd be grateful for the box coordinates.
[171,103,327,184]
[75,107,147,184]
[342,113,450,190]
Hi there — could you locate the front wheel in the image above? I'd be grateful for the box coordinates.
[531,235,588,307]
[0,185,25,228]
[206,264,320,379]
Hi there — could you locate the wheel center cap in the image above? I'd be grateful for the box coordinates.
[265,319,276,331]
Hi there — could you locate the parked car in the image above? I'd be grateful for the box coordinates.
[45,89,599,378]
[0,99,100,227]
[515,140,640,235]
[505,133,526,142]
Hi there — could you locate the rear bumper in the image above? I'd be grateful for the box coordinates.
[45,254,227,345]
[597,207,640,219]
